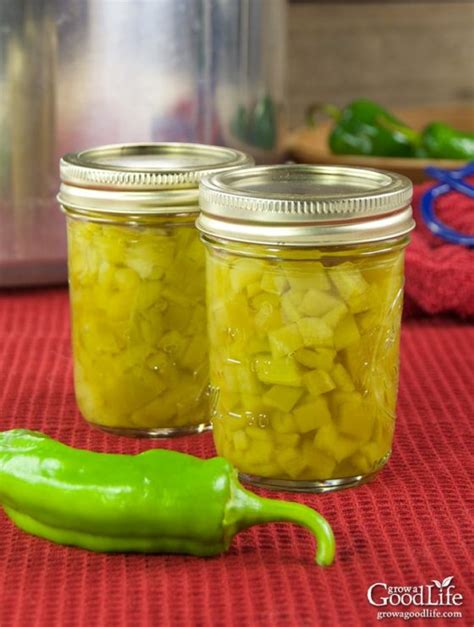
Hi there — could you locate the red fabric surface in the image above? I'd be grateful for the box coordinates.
[404,180,474,319]
[0,288,473,627]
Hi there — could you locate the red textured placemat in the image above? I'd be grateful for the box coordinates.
[0,288,473,627]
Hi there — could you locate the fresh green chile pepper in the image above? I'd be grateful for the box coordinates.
[377,119,474,160]
[0,430,335,565]
[322,99,415,158]
[420,122,474,160]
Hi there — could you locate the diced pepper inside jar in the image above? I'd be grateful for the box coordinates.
[207,244,404,483]
[68,218,208,431]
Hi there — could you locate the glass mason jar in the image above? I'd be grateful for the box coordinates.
[58,143,252,437]
[197,165,413,491]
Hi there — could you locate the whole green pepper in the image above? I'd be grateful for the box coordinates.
[376,118,474,160]
[0,430,335,565]
[420,122,474,160]
[318,99,416,158]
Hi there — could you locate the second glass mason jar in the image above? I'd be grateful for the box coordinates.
[198,165,414,491]
[58,143,252,437]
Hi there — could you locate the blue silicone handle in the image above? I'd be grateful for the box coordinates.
[421,162,474,247]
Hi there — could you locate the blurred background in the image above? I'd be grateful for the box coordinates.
[0,0,473,286]
[288,0,473,126]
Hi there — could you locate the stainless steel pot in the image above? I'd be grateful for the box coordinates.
[0,0,286,286]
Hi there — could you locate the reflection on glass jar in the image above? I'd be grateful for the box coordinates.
[198,164,413,491]
[59,142,252,437]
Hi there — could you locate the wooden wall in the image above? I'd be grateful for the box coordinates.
[287,1,474,126]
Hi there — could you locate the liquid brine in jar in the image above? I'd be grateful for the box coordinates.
[198,164,413,491]
[58,143,252,436]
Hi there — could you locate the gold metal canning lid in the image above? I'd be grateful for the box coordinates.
[58,142,253,216]
[197,164,414,246]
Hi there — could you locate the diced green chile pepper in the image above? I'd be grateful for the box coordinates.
[0,430,335,565]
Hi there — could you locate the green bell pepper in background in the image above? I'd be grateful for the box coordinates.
[419,122,474,160]
[0,430,335,565]
[308,98,474,160]
[377,118,474,160]
[311,99,416,158]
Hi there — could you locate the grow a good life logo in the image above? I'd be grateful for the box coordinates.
[367,576,464,621]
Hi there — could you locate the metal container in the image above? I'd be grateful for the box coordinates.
[197,164,413,492]
[0,0,286,286]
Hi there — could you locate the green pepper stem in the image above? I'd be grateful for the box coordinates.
[305,103,341,127]
[227,482,335,566]
[253,496,335,566]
